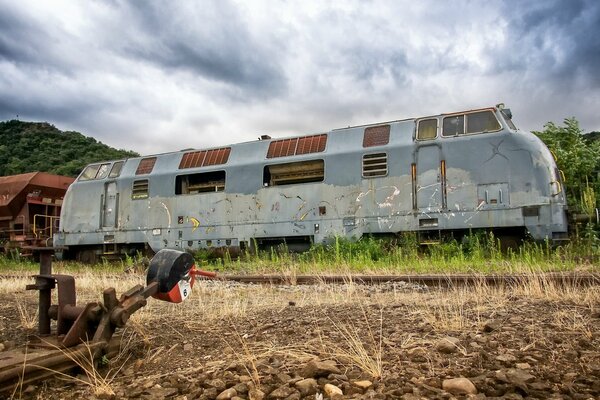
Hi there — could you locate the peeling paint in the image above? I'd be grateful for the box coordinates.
[160,202,171,229]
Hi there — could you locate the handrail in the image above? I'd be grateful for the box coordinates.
[550,180,562,197]
[32,214,60,239]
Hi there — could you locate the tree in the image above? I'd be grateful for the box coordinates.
[533,118,600,213]
[0,120,139,177]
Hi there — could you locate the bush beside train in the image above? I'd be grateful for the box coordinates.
[53,104,569,262]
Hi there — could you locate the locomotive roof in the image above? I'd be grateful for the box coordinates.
[78,104,507,177]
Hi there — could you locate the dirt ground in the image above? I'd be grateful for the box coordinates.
[1,275,599,399]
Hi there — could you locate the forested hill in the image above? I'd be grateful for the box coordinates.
[0,120,139,177]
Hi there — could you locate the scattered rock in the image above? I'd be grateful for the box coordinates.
[435,336,461,354]
[0,343,5,352]
[233,383,248,394]
[23,385,36,394]
[442,378,478,395]
[496,353,517,363]
[496,368,535,393]
[183,343,194,352]
[352,380,373,390]
[516,363,531,369]
[268,385,297,399]
[324,383,343,398]
[294,378,318,396]
[206,379,227,391]
[300,360,341,378]
[483,319,502,332]
[216,388,238,400]
[248,388,265,400]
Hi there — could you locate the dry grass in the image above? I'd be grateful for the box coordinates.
[26,341,117,397]
[325,306,384,378]
[14,295,37,330]
[3,267,598,396]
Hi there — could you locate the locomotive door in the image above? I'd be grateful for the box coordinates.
[416,145,443,211]
[102,182,119,228]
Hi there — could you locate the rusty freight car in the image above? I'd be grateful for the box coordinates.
[0,172,74,253]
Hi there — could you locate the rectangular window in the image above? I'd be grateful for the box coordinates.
[417,119,437,140]
[267,134,327,158]
[466,111,501,134]
[96,163,110,179]
[176,171,226,194]
[108,161,124,178]
[363,125,390,147]
[362,153,388,177]
[136,157,157,175]
[442,115,465,137]
[132,180,149,199]
[179,147,231,169]
[263,160,324,186]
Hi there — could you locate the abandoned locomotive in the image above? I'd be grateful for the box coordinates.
[54,104,568,261]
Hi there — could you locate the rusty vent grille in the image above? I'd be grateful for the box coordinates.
[267,134,327,158]
[135,157,157,175]
[363,125,390,147]
[179,147,231,169]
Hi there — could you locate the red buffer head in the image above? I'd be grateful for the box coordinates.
[146,249,196,303]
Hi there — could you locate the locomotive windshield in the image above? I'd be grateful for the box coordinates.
[442,111,501,137]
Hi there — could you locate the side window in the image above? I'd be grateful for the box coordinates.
[109,161,124,178]
[176,171,226,194]
[96,163,110,179]
[79,164,100,181]
[442,115,465,137]
[362,153,387,177]
[263,160,324,186]
[466,111,501,134]
[78,163,111,181]
[417,119,437,140]
[132,179,149,199]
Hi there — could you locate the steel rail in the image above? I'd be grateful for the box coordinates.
[219,272,600,287]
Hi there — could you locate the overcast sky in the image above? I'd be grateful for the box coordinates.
[1,0,599,155]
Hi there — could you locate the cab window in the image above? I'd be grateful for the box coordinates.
[417,119,437,140]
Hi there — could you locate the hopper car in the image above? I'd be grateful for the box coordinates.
[0,172,74,253]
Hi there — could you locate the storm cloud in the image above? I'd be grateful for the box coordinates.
[0,0,599,155]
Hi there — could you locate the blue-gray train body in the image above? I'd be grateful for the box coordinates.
[54,104,568,261]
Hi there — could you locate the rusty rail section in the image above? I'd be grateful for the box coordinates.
[0,248,195,394]
[220,272,600,287]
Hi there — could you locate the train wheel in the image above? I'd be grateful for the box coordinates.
[77,249,97,264]
[498,235,521,253]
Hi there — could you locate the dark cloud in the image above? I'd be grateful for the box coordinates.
[0,8,46,64]
[0,1,599,155]
[500,0,600,86]
[114,1,287,98]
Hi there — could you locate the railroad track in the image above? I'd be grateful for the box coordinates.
[220,272,600,286]
[2,272,599,287]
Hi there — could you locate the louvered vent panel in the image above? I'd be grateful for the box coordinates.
[267,134,327,158]
[135,157,157,175]
[297,134,327,155]
[179,148,231,169]
[362,153,388,177]
[363,125,390,147]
